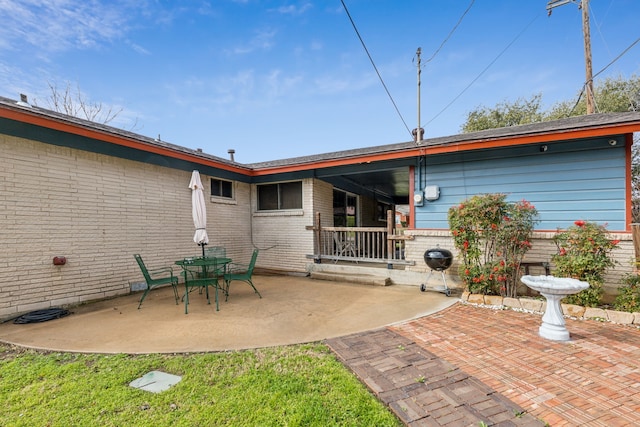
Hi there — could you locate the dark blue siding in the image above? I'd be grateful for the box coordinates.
[414,139,627,231]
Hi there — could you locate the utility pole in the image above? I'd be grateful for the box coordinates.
[415,47,423,143]
[546,0,595,114]
[581,0,595,114]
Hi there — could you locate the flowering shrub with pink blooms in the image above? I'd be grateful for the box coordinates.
[552,220,620,307]
[448,193,538,296]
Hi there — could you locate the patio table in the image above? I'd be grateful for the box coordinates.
[175,257,232,313]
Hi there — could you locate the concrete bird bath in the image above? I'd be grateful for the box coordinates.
[520,275,589,341]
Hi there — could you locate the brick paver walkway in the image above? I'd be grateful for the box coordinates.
[326,303,640,426]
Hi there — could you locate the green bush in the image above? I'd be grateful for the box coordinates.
[448,193,538,296]
[551,220,619,307]
[614,274,640,312]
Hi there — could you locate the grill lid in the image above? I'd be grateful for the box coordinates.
[424,247,453,271]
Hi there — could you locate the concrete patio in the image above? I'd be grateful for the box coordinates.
[0,274,455,354]
[1,274,639,426]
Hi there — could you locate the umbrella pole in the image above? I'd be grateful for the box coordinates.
[201,243,207,258]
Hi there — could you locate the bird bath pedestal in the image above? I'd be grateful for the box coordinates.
[520,275,589,341]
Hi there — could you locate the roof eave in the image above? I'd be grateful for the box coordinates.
[0,97,251,175]
[2,96,639,177]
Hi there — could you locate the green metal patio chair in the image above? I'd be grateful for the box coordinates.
[134,254,179,309]
[180,258,225,313]
[204,246,227,282]
[224,248,262,301]
[205,246,226,258]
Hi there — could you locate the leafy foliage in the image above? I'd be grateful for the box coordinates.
[551,220,620,307]
[448,193,538,297]
[461,94,545,133]
[613,274,640,313]
[547,75,640,118]
[462,75,640,132]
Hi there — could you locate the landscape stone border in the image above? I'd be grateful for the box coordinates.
[461,292,640,326]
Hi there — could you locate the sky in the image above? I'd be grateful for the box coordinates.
[1,0,639,164]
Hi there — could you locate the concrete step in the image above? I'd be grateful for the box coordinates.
[307,263,462,291]
[310,271,392,286]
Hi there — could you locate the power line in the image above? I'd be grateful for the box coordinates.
[567,35,640,116]
[340,0,413,138]
[342,0,477,140]
[567,87,586,116]
[589,1,613,58]
[592,36,640,80]
[425,14,540,127]
[424,0,475,64]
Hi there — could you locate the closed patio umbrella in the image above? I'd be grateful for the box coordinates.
[189,170,209,257]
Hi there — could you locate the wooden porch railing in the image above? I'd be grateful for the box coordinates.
[306,211,414,266]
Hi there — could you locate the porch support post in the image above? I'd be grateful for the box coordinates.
[314,212,322,263]
[633,223,640,271]
[387,210,394,269]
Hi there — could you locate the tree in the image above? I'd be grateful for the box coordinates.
[33,81,136,128]
[461,94,545,133]
[547,75,640,119]
[462,75,640,130]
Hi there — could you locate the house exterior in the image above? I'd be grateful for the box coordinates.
[1,94,639,319]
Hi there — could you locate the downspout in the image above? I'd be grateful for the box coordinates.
[409,165,416,229]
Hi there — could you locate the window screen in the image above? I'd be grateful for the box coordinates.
[257,181,302,210]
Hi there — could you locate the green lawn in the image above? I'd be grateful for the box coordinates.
[0,343,401,426]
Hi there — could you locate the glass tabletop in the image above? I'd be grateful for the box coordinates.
[175,257,232,267]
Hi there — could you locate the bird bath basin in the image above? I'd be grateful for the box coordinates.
[520,275,589,341]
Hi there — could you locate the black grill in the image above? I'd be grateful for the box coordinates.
[424,248,453,271]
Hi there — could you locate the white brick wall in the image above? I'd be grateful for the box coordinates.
[312,179,334,229]
[250,178,328,273]
[404,229,635,301]
[207,180,253,263]
[0,135,250,318]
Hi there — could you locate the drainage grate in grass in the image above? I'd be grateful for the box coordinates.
[129,370,181,393]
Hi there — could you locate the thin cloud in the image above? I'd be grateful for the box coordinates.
[313,72,376,95]
[273,3,313,16]
[230,28,277,55]
[310,40,323,51]
[164,66,309,115]
[0,62,40,98]
[265,69,303,99]
[0,0,138,54]
[127,40,151,55]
